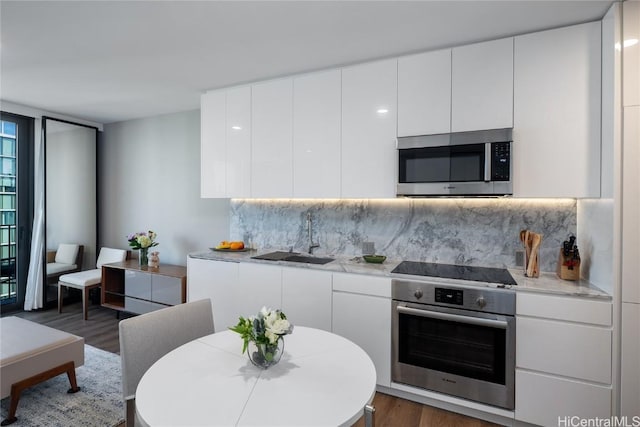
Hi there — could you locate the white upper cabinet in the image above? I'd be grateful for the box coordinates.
[200,87,251,198]
[397,49,452,136]
[293,70,342,198]
[200,90,226,198]
[513,22,601,198]
[451,37,514,132]
[341,59,397,198]
[225,86,252,198]
[251,78,294,198]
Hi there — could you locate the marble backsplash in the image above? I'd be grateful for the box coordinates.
[230,198,577,272]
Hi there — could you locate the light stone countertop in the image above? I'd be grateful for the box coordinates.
[189,249,611,300]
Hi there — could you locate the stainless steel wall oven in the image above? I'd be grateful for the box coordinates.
[392,278,516,409]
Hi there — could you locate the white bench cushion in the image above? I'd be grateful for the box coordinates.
[1,317,84,398]
[59,269,101,288]
[46,262,77,275]
[55,244,79,265]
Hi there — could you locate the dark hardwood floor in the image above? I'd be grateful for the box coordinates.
[3,301,503,427]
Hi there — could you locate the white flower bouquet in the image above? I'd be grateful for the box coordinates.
[127,230,159,250]
[230,307,293,368]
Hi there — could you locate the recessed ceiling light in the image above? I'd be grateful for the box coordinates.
[231,125,242,130]
[377,108,389,115]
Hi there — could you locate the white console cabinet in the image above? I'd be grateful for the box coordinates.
[515,292,612,426]
[102,260,186,316]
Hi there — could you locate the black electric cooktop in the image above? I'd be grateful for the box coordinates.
[391,261,517,286]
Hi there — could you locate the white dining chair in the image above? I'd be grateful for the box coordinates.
[118,298,215,427]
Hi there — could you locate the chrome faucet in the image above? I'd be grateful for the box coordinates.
[306,212,319,254]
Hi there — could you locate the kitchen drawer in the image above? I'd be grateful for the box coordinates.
[517,292,611,326]
[332,272,391,298]
[515,370,611,426]
[516,316,612,384]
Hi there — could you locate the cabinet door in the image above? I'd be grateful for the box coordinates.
[293,70,341,198]
[236,263,282,317]
[398,49,451,137]
[251,78,293,198]
[226,86,252,198]
[623,1,640,107]
[124,270,151,300]
[200,90,226,198]
[622,106,640,304]
[187,257,240,332]
[281,267,332,331]
[621,302,640,417]
[516,316,612,384]
[515,370,611,426]
[513,22,601,197]
[152,275,182,306]
[451,37,513,132]
[341,59,397,198]
[332,291,391,387]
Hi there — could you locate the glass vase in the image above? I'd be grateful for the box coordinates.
[247,338,284,369]
[139,247,149,267]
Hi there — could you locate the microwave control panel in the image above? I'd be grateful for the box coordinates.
[491,142,511,181]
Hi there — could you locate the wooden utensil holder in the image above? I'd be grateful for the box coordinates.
[557,249,581,281]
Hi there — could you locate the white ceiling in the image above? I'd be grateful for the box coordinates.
[1,0,613,125]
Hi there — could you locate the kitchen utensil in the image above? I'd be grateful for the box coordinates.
[526,232,542,277]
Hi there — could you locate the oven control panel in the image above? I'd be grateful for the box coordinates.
[435,287,463,305]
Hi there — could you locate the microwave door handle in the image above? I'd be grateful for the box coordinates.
[484,143,491,182]
[396,305,508,329]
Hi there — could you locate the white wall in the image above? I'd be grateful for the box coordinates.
[100,110,230,266]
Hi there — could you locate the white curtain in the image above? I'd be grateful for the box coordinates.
[24,119,45,310]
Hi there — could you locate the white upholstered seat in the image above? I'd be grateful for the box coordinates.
[58,247,127,320]
[46,243,83,286]
[0,317,84,425]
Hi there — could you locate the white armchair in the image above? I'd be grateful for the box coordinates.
[46,244,83,285]
[58,247,127,320]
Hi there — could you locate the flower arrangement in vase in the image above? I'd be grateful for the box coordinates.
[127,230,159,267]
[230,307,293,369]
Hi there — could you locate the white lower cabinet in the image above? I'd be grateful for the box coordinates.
[281,267,332,332]
[236,262,282,316]
[516,370,612,426]
[621,302,640,418]
[187,257,240,332]
[515,292,612,426]
[332,273,391,387]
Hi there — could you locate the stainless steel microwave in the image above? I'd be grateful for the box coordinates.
[397,128,513,197]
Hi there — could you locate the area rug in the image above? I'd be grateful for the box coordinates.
[1,345,124,427]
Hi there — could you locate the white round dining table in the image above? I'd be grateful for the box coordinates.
[135,326,377,427]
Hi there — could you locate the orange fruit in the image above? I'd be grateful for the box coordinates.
[230,241,244,250]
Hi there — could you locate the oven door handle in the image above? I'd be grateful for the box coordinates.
[397,305,509,329]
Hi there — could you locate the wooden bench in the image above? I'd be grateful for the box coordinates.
[0,317,84,426]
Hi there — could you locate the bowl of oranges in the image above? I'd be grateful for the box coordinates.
[211,241,248,252]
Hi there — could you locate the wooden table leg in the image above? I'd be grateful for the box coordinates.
[1,361,80,426]
[58,283,63,314]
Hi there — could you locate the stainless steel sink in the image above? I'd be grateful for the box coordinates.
[252,251,334,265]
